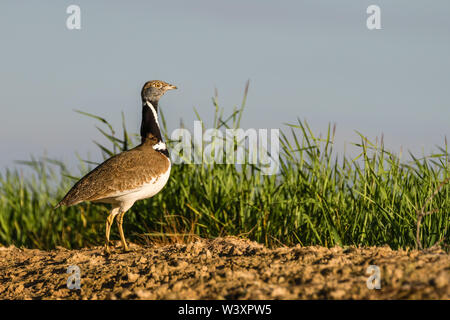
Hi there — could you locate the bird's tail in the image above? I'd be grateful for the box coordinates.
[52,201,63,211]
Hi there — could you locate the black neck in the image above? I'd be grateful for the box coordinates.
[140,99,163,142]
[140,100,169,157]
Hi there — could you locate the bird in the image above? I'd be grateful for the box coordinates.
[55,80,177,254]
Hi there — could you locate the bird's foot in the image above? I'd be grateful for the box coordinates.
[120,240,132,253]
[104,244,112,255]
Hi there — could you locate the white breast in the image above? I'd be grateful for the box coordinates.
[133,165,171,201]
[100,164,171,205]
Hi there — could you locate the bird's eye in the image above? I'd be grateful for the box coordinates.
[153,83,162,88]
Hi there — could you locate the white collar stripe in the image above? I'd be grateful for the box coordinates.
[145,101,160,129]
[153,141,167,150]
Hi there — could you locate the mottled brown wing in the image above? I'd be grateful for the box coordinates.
[56,146,169,207]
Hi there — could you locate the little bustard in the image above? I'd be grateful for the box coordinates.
[56,80,176,253]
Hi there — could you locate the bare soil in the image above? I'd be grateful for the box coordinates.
[0,237,448,299]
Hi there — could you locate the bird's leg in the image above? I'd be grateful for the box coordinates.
[117,210,130,252]
[105,214,115,254]
[104,207,119,254]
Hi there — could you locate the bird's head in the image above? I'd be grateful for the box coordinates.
[141,80,177,102]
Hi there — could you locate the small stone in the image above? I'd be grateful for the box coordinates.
[127,272,139,282]
[433,272,448,289]
[138,256,148,264]
[271,287,288,298]
[120,289,132,299]
[135,288,153,299]
[329,289,347,299]
[172,281,184,291]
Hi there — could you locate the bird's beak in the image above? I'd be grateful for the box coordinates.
[165,84,177,90]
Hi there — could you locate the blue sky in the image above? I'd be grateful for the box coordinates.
[1,1,449,171]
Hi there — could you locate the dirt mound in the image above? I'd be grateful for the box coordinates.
[0,237,448,299]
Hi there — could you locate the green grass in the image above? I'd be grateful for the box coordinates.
[0,91,449,250]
